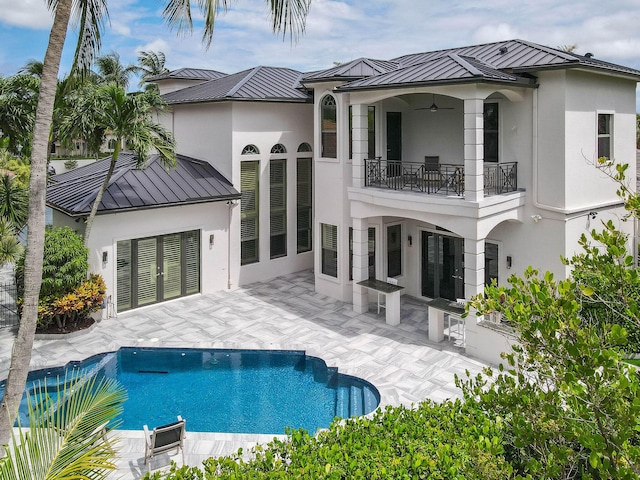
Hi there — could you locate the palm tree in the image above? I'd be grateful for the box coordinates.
[137,50,169,91]
[0,0,310,450]
[60,84,176,245]
[0,370,126,479]
[0,174,29,230]
[0,74,40,157]
[18,59,44,78]
[94,51,137,89]
[0,218,23,266]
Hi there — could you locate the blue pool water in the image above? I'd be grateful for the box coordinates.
[0,347,380,434]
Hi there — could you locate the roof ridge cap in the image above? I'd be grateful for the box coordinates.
[227,66,261,97]
[73,158,134,211]
[513,39,578,62]
[448,53,483,76]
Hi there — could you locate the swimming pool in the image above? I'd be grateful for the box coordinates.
[1,347,380,434]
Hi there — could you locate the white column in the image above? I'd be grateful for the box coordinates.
[351,103,368,188]
[352,217,369,313]
[463,98,484,202]
[464,237,485,300]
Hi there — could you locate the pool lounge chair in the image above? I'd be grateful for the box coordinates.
[143,416,186,472]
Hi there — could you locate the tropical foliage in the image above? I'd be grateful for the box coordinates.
[0,369,126,480]
[0,74,40,157]
[0,218,23,266]
[15,227,103,331]
[0,174,29,230]
[59,84,176,244]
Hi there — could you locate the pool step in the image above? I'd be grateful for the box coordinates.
[335,381,378,419]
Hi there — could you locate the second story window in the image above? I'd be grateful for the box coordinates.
[597,113,612,161]
[484,103,499,162]
[321,95,337,158]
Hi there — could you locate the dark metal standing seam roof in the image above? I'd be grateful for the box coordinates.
[162,66,311,104]
[302,58,400,82]
[47,153,240,216]
[147,67,228,82]
[338,53,525,90]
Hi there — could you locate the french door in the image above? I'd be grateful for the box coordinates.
[117,230,200,311]
[421,231,464,301]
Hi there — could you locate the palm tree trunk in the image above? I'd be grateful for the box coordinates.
[0,0,72,448]
[83,141,120,246]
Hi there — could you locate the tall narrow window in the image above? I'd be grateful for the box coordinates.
[387,224,402,277]
[270,159,287,259]
[368,106,376,158]
[349,227,375,281]
[321,95,337,158]
[297,158,312,253]
[321,223,338,277]
[485,242,499,287]
[241,161,259,265]
[597,113,612,161]
[484,103,499,162]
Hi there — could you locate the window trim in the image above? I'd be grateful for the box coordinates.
[320,94,337,159]
[320,223,338,278]
[597,112,613,164]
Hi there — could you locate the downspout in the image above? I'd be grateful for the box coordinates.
[531,89,622,214]
[227,199,238,289]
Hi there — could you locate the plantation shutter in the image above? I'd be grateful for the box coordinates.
[270,159,286,258]
[163,234,182,300]
[117,240,132,311]
[185,231,200,295]
[296,158,312,253]
[136,237,158,306]
[241,161,259,265]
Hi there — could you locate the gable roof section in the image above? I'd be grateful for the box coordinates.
[339,53,529,90]
[47,153,240,216]
[162,66,311,104]
[147,67,227,82]
[321,39,640,92]
[302,58,400,82]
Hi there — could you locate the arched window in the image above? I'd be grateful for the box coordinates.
[297,142,312,153]
[321,95,337,158]
[241,144,260,155]
[270,143,287,154]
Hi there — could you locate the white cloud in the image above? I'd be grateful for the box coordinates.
[0,0,52,29]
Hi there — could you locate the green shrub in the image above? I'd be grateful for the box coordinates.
[16,226,98,330]
[64,159,78,170]
[144,399,516,480]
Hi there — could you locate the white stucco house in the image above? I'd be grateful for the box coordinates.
[47,39,639,364]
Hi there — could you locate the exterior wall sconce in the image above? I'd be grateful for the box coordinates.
[102,251,108,264]
[531,214,542,223]
[209,234,215,249]
[506,255,512,269]
[589,211,598,219]
[407,235,412,246]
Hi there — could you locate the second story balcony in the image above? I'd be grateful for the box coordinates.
[364,158,518,197]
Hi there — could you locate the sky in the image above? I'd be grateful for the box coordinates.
[0,0,639,109]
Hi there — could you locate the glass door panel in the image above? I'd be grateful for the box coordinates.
[421,231,464,301]
[136,237,158,306]
[162,234,182,300]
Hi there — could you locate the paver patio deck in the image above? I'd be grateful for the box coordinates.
[0,270,488,479]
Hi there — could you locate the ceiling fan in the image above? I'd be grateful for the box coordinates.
[415,94,455,112]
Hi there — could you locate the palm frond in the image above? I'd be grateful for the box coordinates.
[71,0,110,76]
[0,370,126,480]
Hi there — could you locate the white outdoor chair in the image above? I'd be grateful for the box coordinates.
[143,416,186,472]
[377,277,398,314]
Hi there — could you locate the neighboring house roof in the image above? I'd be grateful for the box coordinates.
[302,58,400,82]
[147,67,227,82]
[162,66,311,105]
[47,153,240,217]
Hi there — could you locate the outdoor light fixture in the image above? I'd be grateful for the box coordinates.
[408,235,413,246]
[589,211,598,219]
[209,234,215,249]
[531,214,542,223]
[102,251,108,263]
[506,255,512,269]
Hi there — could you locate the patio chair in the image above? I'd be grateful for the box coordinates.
[143,416,186,472]
[423,156,441,191]
[377,277,398,314]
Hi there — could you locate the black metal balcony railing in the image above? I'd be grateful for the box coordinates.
[363,159,518,197]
